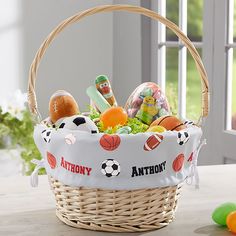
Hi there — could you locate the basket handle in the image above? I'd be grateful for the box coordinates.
[28,4,209,121]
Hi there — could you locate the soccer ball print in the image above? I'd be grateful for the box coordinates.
[177,131,190,145]
[101,159,121,177]
[184,120,195,127]
[41,129,52,143]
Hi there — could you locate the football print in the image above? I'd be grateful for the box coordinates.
[101,159,121,177]
[58,115,99,134]
[41,129,52,143]
[144,134,163,151]
[177,131,190,145]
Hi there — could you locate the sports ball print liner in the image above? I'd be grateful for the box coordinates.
[33,79,204,192]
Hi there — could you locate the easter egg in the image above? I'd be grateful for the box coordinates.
[47,152,57,169]
[172,154,184,172]
[151,115,186,131]
[226,211,236,233]
[212,202,236,226]
[49,90,79,123]
[116,126,132,134]
[144,134,163,151]
[100,134,121,151]
[124,82,171,120]
[100,107,128,130]
[146,125,166,133]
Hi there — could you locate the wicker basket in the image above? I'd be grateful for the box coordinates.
[28,5,209,233]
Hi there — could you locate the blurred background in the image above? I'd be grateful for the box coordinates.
[0,0,235,176]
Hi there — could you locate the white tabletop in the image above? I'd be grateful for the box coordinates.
[0,165,235,236]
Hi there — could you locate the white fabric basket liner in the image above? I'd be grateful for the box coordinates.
[34,124,202,190]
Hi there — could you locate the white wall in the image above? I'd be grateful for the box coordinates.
[113,0,142,106]
[0,1,23,99]
[22,0,113,117]
[0,1,143,117]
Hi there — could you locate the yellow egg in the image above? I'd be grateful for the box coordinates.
[146,125,166,133]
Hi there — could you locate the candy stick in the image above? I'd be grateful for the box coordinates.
[86,86,111,113]
[95,75,117,106]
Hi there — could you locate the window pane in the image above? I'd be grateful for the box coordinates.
[187,0,203,42]
[186,49,202,121]
[166,48,178,115]
[232,50,236,130]
[166,0,203,42]
[166,0,179,41]
[234,0,236,40]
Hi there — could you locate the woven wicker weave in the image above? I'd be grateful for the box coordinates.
[28,4,209,232]
[49,176,182,232]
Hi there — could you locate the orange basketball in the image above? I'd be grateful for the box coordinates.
[100,134,121,151]
[172,154,184,172]
[150,115,186,131]
[49,90,79,123]
[47,152,57,169]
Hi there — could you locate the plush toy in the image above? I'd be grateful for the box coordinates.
[49,90,79,123]
[100,107,128,130]
[95,75,117,106]
[150,115,186,131]
[136,96,158,125]
[86,86,111,113]
[58,115,99,134]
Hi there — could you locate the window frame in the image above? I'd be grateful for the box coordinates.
[149,0,236,164]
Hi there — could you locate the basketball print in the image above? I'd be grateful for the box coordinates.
[47,151,57,169]
[100,134,121,151]
[172,154,184,172]
[144,134,163,151]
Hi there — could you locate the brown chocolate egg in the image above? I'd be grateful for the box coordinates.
[49,90,79,123]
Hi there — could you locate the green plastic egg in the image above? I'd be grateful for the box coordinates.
[116,126,132,134]
[212,202,236,226]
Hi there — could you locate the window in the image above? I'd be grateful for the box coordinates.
[153,0,203,121]
[150,0,236,164]
[227,0,236,131]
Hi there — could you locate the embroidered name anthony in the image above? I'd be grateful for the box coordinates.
[61,157,92,176]
[131,161,166,177]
